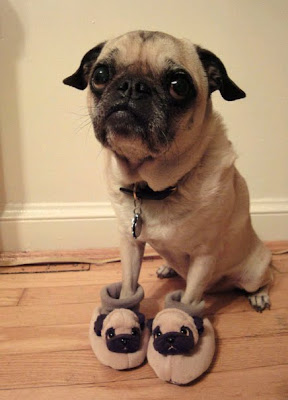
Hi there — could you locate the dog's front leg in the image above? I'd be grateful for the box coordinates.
[120,235,146,299]
[181,255,216,307]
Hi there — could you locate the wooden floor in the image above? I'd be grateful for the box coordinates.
[0,242,288,399]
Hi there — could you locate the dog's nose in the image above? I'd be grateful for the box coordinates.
[118,79,152,100]
[121,338,129,345]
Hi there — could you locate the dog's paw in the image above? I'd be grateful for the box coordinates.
[248,292,270,312]
[156,265,178,279]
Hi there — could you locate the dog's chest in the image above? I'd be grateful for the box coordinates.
[115,194,206,246]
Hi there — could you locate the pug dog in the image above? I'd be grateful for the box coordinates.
[64,30,272,313]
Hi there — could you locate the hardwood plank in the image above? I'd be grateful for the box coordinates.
[1,290,287,335]
[19,284,101,306]
[0,262,124,289]
[18,278,183,307]
[18,267,287,314]
[0,299,161,329]
[0,241,285,266]
[0,303,95,328]
[0,248,121,265]
[213,307,288,339]
[267,241,288,252]
[216,334,288,372]
[0,247,157,267]
[1,251,286,290]
[0,365,287,400]
[0,334,287,388]
[0,243,287,398]
[0,259,163,289]
[0,349,155,389]
[0,324,89,354]
[0,288,23,306]
[0,308,287,354]
[0,264,89,274]
[272,256,288,273]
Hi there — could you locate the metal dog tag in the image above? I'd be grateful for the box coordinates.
[132,213,142,239]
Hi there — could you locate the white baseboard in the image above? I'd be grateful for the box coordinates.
[0,202,118,252]
[1,199,287,251]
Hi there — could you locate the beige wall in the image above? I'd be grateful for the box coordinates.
[0,0,287,251]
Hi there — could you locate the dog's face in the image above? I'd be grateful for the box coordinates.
[64,31,245,171]
[94,309,145,354]
[148,309,204,356]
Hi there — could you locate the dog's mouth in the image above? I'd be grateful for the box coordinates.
[93,100,171,170]
[105,103,147,135]
[102,106,160,169]
[106,103,143,121]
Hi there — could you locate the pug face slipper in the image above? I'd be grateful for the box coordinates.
[147,308,215,385]
[89,282,149,370]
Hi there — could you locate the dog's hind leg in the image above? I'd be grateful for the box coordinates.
[156,264,178,279]
[247,283,271,312]
[175,254,216,314]
[245,265,273,312]
[235,241,273,312]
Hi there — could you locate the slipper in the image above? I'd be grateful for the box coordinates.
[147,307,215,385]
[99,281,145,314]
[89,282,149,370]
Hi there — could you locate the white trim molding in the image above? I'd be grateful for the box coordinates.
[1,199,287,251]
[1,202,115,222]
[250,198,288,215]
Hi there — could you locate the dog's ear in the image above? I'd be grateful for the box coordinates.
[192,316,204,336]
[147,318,154,333]
[94,313,108,337]
[196,46,246,101]
[135,312,146,330]
[63,42,106,90]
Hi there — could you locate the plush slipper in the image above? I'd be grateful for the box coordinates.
[89,282,149,370]
[147,299,215,385]
[99,281,144,314]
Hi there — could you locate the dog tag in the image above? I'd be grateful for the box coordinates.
[132,213,142,239]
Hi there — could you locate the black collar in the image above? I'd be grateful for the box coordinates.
[120,184,177,200]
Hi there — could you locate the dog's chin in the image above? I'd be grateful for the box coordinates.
[105,127,157,171]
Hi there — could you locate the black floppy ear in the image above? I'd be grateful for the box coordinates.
[193,316,204,336]
[63,42,106,90]
[196,46,246,101]
[94,313,108,337]
[147,318,154,333]
[135,312,146,330]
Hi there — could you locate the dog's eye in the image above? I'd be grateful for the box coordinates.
[106,328,115,339]
[169,72,191,100]
[92,65,110,91]
[131,327,140,336]
[180,326,190,336]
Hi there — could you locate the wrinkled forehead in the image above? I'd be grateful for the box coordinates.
[98,31,199,76]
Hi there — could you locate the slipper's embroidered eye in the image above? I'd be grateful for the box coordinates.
[169,72,192,100]
[92,65,110,91]
[180,326,190,336]
[106,327,115,339]
[153,326,162,339]
[131,327,140,336]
